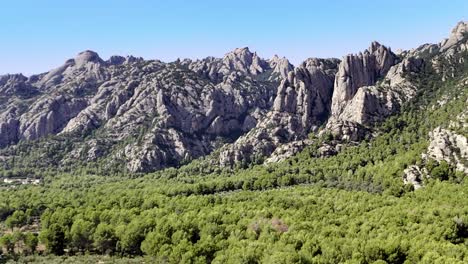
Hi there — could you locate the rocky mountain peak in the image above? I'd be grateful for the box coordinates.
[368,41,386,53]
[301,58,340,73]
[270,54,280,61]
[325,42,399,141]
[222,47,268,75]
[37,50,107,88]
[331,42,397,114]
[223,47,254,65]
[0,73,27,85]
[368,41,397,76]
[452,21,468,37]
[107,55,126,65]
[74,50,104,67]
[269,55,294,79]
[448,21,467,41]
[230,47,252,56]
[0,73,36,97]
[440,21,468,51]
[272,57,338,120]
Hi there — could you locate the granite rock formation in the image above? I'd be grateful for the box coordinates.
[0,22,466,172]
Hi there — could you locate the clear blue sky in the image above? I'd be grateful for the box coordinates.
[1,0,466,75]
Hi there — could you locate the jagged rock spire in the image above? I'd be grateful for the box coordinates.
[331,42,397,115]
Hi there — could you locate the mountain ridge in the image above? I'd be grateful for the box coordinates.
[0,21,466,175]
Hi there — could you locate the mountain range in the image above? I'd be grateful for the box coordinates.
[0,20,468,264]
[0,21,467,181]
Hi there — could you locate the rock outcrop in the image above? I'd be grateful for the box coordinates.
[325,42,400,140]
[440,21,468,52]
[220,47,267,76]
[269,55,294,79]
[427,127,468,173]
[0,108,20,148]
[331,42,397,115]
[403,165,424,190]
[19,95,88,141]
[218,58,339,166]
[0,74,38,97]
[187,47,293,83]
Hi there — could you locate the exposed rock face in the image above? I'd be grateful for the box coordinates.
[0,51,112,148]
[326,42,400,140]
[409,21,467,80]
[331,42,397,115]
[218,58,339,166]
[0,74,38,97]
[19,95,88,141]
[264,139,313,163]
[74,50,104,67]
[0,108,20,148]
[0,47,284,172]
[0,22,466,173]
[403,165,424,190]
[274,58,340,126]
[39,51,108,89]
[107,55,126,65]
[187,47,293,83]
[427,127,468,173]
[324,120,368,142]
[221,47,267,75]
[440,21,468,52]
[269,55,294,79]
[324,28,466,141]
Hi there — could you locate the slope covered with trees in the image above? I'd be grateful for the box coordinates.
[0,50,467,263]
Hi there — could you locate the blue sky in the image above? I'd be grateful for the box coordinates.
[1,0,466,75]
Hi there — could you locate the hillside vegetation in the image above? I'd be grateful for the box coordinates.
[0,57,467,263]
